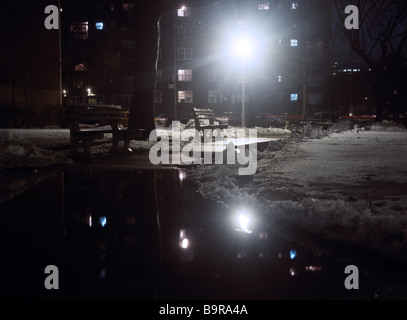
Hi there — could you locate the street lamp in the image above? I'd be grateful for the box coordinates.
[231,35,255,127]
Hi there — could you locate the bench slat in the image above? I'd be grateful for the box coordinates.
[65,104,145,158]
[193,107,228,133]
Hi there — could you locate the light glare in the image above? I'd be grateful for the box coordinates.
[235,209,253,234]
[233,37,254,60]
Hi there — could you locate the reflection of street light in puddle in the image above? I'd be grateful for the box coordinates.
[179,228,189,249]
[234,208,253,234]
[178,170,186,183]
[232,36,253,127]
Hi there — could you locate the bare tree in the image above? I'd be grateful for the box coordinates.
[333,0,407,120]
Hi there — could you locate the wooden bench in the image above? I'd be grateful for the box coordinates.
[193,108,228,131]
[65,104,145,158]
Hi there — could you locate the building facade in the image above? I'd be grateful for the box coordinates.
[155,0,332,123]
[61,0,331,127]
[0,1,62,128]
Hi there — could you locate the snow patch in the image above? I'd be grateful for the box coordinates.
[190,125,407,265]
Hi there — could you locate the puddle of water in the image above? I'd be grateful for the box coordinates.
[1,167,406,299]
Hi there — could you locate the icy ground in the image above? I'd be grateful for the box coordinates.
[1,122,407,266]
[189,121,407,266]
[0,128,155,203]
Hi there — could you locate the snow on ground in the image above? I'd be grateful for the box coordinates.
[190,121,407,266]
[0,128,155,203]
[0,129,73,168]
[2,122,407,266]
[0,128,158,169]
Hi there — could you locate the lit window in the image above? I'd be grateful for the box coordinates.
[291,39,298,46]
[258,2,270,10]
[291,2,298,9]
[95,22,104,30]
[290,93,298,101]
[177,48,192,60]
[75,63,87,71]
[178,90,193,103]
[177,6,186,16]
[208,90,217,103]
[178,69,192,82]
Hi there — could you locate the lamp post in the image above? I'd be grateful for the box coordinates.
[242,68,246,127]
[232,36,254,127]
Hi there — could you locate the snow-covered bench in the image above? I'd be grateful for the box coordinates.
[193,108,228,131]
[65,104,145,158]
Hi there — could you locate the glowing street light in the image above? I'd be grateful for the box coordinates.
[234,207,254,234]
[231,33,256,127]
[232,36,255,61]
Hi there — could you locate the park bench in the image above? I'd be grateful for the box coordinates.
[65,104,145,158]
[193,107,228,131]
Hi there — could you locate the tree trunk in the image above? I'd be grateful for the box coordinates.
[375,70,385,122]
[128,2,161,135]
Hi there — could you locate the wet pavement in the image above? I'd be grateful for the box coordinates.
[1,161,407,300]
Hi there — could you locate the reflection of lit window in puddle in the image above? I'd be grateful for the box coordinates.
[305,265,322,272]
[234,208,254,234]
[179,228,193,261]
[88,215,108,228]
[100,268,107,279]
[99,216,107,227]
[178,170,187,183]
[179,229,189,249]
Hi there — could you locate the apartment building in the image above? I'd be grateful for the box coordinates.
[155,0,332,121]
[61,0,331,127]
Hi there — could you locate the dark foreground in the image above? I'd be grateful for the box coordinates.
[1,163,407,301]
